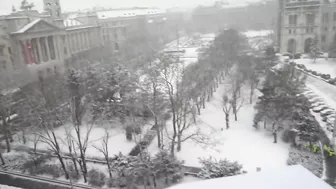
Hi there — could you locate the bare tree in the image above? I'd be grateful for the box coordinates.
[24,75,70,179]
[93,129,113,178]
[222,95,232,129]
[65,128,79,175]
[67,69,93,183]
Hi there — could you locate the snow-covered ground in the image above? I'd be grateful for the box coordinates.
[11,120,152,158]
[148,80,290,172]
[243,30,273,38]
[295,58,336,78]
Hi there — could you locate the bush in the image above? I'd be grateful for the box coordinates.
[68,163,80,181]
[294,53,302,59]
[197,157,244,179]
[297,64,306,70]
[35,164,64,179]
[328,78,336,85]
[88,169,106,187]
[321,74,331,80]
[106,177,118,188]
[311,71,318,75]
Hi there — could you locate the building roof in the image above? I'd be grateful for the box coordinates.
[12,18,61,34]
[168,165,333,189]
[96,8,165,19]
[64,18,84,27]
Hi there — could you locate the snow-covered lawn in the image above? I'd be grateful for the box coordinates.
[11,120,152,158]
[295,58,336,78]
[148,81,290,173]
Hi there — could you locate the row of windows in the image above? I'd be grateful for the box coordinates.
[322,12,336,23]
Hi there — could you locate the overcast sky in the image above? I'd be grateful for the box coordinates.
[0,0,259,14]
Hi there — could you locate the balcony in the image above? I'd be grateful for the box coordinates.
[285,1,320,8]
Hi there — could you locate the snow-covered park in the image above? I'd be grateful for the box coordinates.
[148,78,290,172]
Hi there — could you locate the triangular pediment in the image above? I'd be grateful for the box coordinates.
[13,19,61,34]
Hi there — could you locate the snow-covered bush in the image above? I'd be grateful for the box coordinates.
[197,157,244,180]
[87,168,106,187]
[35,164,64,179]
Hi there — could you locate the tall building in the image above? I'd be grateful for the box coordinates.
[278,0,336,54]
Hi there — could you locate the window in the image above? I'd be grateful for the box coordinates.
[322,35,326,43]
[289,15,298,25]
[0,45,4,56]
[306,14,315,25]
[289,29,292,34]
[46,68,52,75]
[8,47,11,54]
[334,26,336,30]
[322,13,329,23]
[293,29,296,34]
[334,12,336,21]
[306,28,309,33]
[325,27,328,31]
[1,60,6,69]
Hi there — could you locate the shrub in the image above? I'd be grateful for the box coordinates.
[197,157,244,179]
[321,74,331,80]
[88,168,106,187]
[312,71,318,75]
[68,163,80,181]
[35,164,64,179]
[297,64,306,70]
[328,78,336,85]
[294,53,302,59]
[106,177,118,188]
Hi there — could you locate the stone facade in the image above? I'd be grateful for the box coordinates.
[278,0,336,54]
[0,2,168,87]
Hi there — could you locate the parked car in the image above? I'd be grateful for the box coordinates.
[320,109,335,117]
[312,105,329,113]
[308,97,325,103]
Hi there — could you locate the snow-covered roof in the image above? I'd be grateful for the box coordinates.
[64,18,84,27]
[169,165,333,189]
[96,8,165,19]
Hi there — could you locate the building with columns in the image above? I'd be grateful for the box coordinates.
[278,0,336,54]
[0,0,168,87]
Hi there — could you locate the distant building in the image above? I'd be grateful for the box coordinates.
[278,0,336,54]
[0,0,169,87]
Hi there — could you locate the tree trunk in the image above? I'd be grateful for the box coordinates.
[250,84,254,104]
[196,103,201,115]
[4,130,11,153]
[0,153,5,165]
[273,132,277,143]
[202,96,206,109]
[155,117,161,148]
[152,174,157,188]
[177,133,182,152]
[170,134,176,157]
[264,119,267,129]
[22,130,27,144]
[57,154,69,180]
[106,157,112,178]
[225,113,230,129]
[234,111,238,121]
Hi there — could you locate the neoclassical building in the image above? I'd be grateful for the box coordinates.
[278,0,336,54]
[0,0,168,87]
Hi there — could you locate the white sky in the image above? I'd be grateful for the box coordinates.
[0,0,260,14]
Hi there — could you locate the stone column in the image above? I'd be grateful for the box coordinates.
[32,38,39,64]
[54,36,60,60]
[37,37,43,63]
[45,36,51,61]
[86,31,90,49]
